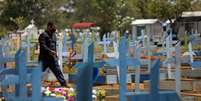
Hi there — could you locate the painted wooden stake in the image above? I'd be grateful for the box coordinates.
[127,59,181,101]
[105,36,141,101]
[1,47,63,101]
[188,38,201,69]
[175,42,181,94]
[74,37,104,101]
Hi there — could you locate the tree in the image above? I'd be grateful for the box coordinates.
[147,0,173,19]
[191,0,201,11]
[72,0,117,39]
[0,0,70,32]
[0,0,198,37]
[72,0,134,38]
[174,0,192,17]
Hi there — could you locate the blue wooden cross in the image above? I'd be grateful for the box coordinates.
[98,34,111,53]
[175,42,181,94]
[104,36,141,101]
[0,37,16,80]
[0,47,63,101]
[165,34,174,79]
[0,39,15,68]
[140,30,145,47]
[138,30,153,73]
[188,39,201,68]
[62,31,68,53]
[74,38,105,101]
[126,59,181,101]
[163,41,181,94]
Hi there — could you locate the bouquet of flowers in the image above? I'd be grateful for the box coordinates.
[92,89,106,101]
[42,87,76,101]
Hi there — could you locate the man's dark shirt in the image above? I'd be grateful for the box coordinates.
[38,31,57,62]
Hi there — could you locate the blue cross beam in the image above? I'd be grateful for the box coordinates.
[73,42,105,101]
[104,36,141,101]
[126,59,181,101]
[0,47,63,101]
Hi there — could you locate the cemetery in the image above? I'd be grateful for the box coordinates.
[0,17,200,101]
[1,1,201,101]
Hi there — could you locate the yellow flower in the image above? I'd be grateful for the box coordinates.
[69,92,76,97]
[96,89,106,97]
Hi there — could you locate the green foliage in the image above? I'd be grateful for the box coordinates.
[10,16,27,30]
[1,0,201,35]
[0,25,7,37]
[181,44,201,53]
[0,0,70,31]
[96,89,106,101]
[147,0,173,19]
[176,0,192,11]
[191,1,201,10]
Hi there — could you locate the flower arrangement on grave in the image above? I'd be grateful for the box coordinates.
[43,80,61,87]
[92,89,106,101]
[42,87,76,101]
[99,68,106,76]
[94,44,103,53]
[43,86,106,101]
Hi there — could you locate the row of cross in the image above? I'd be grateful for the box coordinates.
[0,46,63,101]
[0,31,183,101]
[74,36,181,101]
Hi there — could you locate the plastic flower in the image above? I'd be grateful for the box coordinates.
[96,89,106,101]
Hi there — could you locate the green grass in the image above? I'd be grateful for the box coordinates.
[181,44,201,53]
